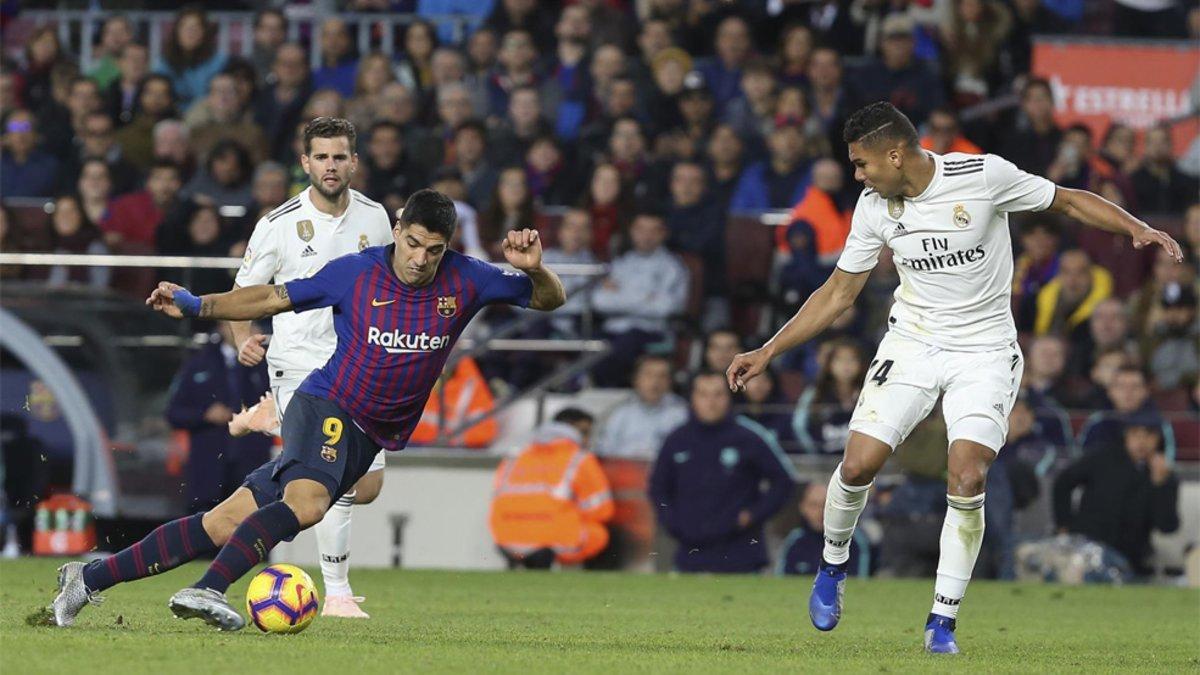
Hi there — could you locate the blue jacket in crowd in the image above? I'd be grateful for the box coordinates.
[649,414,796,573]
[166,340,272,511]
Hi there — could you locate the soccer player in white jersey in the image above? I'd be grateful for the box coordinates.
[727,102,1183,654]
[227,117,393,618]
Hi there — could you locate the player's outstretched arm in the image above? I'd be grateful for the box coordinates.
[146,282,294,321]
[1047,187,1183,262]
[502,228,566,311]
[726,268,870,392]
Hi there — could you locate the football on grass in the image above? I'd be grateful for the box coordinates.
[245,564,319,634]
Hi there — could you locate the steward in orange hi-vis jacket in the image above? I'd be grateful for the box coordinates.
[490,409,614,567]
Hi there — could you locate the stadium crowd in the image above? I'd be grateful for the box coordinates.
[0,1,1196,578]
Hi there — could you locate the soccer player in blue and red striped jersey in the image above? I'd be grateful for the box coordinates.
[48,189,565,630]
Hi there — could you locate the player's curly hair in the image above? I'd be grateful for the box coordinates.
[842,101,918,149]
[398,188,458,241]
[303,116,357,155]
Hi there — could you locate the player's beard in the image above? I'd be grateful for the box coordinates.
[312,173,349,201]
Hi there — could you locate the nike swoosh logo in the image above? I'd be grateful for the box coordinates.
[371,298,395,307]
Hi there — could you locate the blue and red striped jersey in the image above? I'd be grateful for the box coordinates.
[285,245,533,450]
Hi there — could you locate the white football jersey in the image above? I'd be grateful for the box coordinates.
[837,152,1056,351]
[236,186,394,384]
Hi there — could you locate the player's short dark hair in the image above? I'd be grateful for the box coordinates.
[842,101,919,149]
[303,116,357,155]
[398,188,457,240]
[552,407,594,426]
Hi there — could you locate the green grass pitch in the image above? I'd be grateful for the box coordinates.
[2,558,1197,673]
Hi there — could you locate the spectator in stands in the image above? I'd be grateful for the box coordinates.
[105,43,149,127]
[607,116,652,198]
[1046,124,1114,193]
[490,86,551,168]
[854,14,943,127]
[187,72,269,164]
[19,26,68,112]
[702,329,742,375]
[0,206,23,281]
[183,139,254,212]
[588,45,629,115]
[345,53,398,133]
[88,15,135,91]
[1012,217,1062,331]
[486,29,541,120]
[667,160,726,320]
[1024,334,1072,405]
[525,135,576,207]
[806,47,857,162]
[1001,78,1062,176]
[1133,125,1200,214]
[396,20,438,95]
[595,355,689,460]
[479,166,535,259]
[362,121,420,205]
[650,371,795,574]
[776,23,814,87]
[579,162,633,260]
[47,76,104,162]
[103,161,182,253]
[699,15,754,114]
[591,212,690,387]
[254,43,312,164]
[1054,411,1180,576]
[1001,392,1059,476]
[166,323,272,512]
[444,120,494,210]
[778,481,869,577]
[153,119,195,181]
[1034,248,1113,339]
[542,209,598,336]
[730,122,811,211]
[705,124,746,211]
[674,71,718,153]
[485,0,558,55]
[61,110,141,196]
[1072,348,1138,412]
[429,82,477,167]
[0,109,59,198]
[76,157,115,229]
[1099,124,1139,177]
[114,74,176,172]
[1130,246,1194,346]
[1066,298,1134,383]
[1078,366,1176,455]
[793,338,866,455]
[242,161,290,228]
[644,46,690,137]
[490,407,614,569]
[541,7,591,142]
[781,157,852,268]
[465,27,500,83]
[46,194,110,289]
[920,108,982,155]
[940,0,1012,106]
[248,9,287,84]
[312,18,359,98]
[156,7,226,112]
[159,202,232,295]
[735,367,796,450]
[1145,282,1199,390]
[424,48,472,123]
[1004,0,1070,77]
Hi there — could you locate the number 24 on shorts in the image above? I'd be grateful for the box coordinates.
[869,359,894,386]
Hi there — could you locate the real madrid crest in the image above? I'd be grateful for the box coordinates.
[887,196,905,219]
[953,204,971,228]
[358,234,369,251]
[296,220,314,242]
[436,296,458,318]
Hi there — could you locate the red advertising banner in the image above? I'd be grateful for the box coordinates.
[1032,38,1199,156]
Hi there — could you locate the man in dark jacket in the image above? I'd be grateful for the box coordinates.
[649,371,796,573]
[1053,411,1180,576]
[166,324,273,512]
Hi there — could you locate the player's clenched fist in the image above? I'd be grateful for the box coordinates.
[501,228,543,271]
[726,347,773,392]
[146,281,187,318]
[238,334,269,367]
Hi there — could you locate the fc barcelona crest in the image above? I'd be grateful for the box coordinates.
[358,234,370,251]
[953,204,971,228]
[296,220,315,242]
[887,197,905,219]
[321,445,337,462]
[436,296,458,318]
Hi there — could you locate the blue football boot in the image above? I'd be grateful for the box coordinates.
[924,613,960,654]
[808,561,847,631]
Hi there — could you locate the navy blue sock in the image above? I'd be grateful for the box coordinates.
[193,501,301,593]
[82,513,215,593]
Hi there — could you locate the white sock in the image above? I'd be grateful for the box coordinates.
[315,491,356,598]
[932,493,986,619]
[822,463,873,565]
